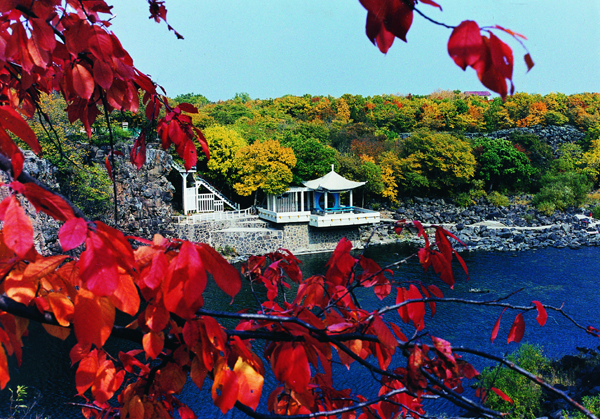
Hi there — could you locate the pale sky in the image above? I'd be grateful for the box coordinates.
[107,0,600,101]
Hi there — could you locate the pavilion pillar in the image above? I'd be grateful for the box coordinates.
[350,190,353,207]
[324,192,328,210]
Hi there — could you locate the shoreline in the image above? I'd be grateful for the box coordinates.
[362,198,600,253]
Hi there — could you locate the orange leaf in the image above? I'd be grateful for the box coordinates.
[47,293,75,327]
[212,359,240,414]
[92,359,124,404]
[42,324,71,340]
[143,331,164,360]
[108,273,140,316]
[76,349,99,395]
[5,270,37,306]
[233,356,264,410]
[23,255,68,282]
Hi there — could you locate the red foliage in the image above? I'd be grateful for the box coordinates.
[358,2,533,98]
[0,2,585,419]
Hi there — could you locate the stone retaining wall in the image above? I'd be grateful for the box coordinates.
[172,218,364,256]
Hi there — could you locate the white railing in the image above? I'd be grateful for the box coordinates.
[175,207,254,224]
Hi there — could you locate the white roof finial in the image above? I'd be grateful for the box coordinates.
[331,164,334,172]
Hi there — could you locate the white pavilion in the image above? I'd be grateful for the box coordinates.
[257,166,380,228]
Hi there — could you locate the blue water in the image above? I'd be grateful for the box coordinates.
[2,245,599,418]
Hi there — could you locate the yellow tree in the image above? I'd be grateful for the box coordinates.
[233,139,296,196]
[203,125,247,184]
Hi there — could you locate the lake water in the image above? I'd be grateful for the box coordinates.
[1,245,599,418]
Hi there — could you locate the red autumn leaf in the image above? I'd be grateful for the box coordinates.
[491,307,507,343]
[326,237,356,286]
[0,106,41,154]
[507,313,525,344]
[10,181,75,222]
[361,0,414,51]
[365,12,396,54]
[183,320,200,348]
[271,342,311,394]
[532,300,547,326]
[162,241,207,319]
[0,345,8,389]
[448,20,484,70]
[47,293,75,327]
[182,137,197,171]
[491,387,514,404]
[488,32,514,82]
[130,132,147,169]
[524,53,535,72]
[59,217,88,252]
[79,231,119,297]
[3,195,33,258]
[371,314,398,352]
[93,59,114,89]
[104,151,123,182]
[140,251,168,290]
[145,303,170,333]
[494,24,527,40]
[419,0,442,10]
[197,243,241,298]
[192,126,210,160]
[407,345,427,390]
[178,406,196,419]
[389,322,408,342]
[72,63,95,100]
[429,250,455,288]
[472,36,511,99]
[178,103,199,114]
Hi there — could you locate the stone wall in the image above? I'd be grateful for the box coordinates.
[172,218,366,256]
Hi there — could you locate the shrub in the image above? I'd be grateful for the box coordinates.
[592,205,600,219]
[537,201,556,216]
[455,192,474,207]
[565,394,600,419]
[533,172,592,211]
[488,191,509,207]
[479,344,551,419]
[545,110,569,126]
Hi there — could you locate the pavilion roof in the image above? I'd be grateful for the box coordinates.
[303,168,366,192]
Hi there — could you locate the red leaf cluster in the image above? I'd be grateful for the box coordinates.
[448,21,533,99]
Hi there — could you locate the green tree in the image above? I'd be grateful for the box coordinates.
[399,129,476,193]
[233,139,296,196]
[282,133,336,184]
[472,137,538,192]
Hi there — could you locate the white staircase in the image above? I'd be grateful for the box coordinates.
[172,163,240,214]
[194,175,239,210]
